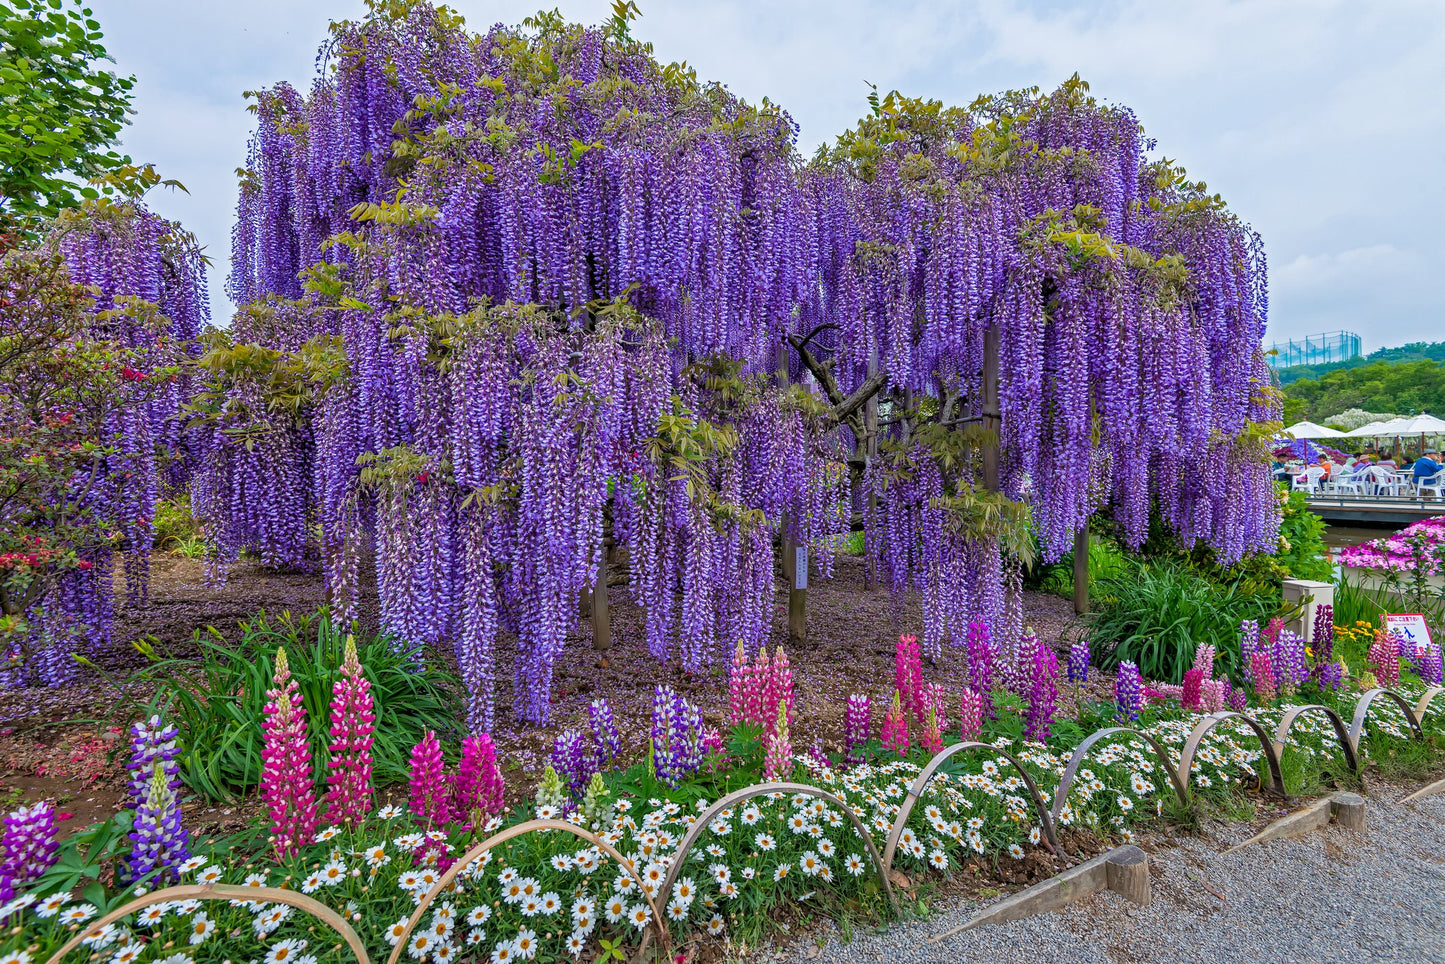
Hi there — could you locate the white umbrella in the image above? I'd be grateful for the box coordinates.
[1385,413,1445,436]
[1283,420,1347,439]
[1343,418,1408,438]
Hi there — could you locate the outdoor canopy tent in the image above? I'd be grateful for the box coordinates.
[1283,420,1347,439]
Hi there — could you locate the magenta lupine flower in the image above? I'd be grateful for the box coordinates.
[1263,617,1283,648]
[1115,662,1143,722]
[452,734,504,822]
[1250,650,1277,704]
[1,802,58,896]
[1066,637,1089,684]
[958,686,983,742]
[881,690,910,757]
[1181,667,1204,712]
[1024,636,1059,742]
[703,726,729,772]
[325,635,375,827]
[1368,634,1401,687]
[589,697,621,769]
[844,693,871,766]
[762,702,792,781]
[965,620,996,718]
[922,682,949,733]
[895,634,924,726]
[745,646,770,727]
[408,730,449,827]
[262,647,318,858]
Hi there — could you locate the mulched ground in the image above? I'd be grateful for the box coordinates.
[0,551,1088,838]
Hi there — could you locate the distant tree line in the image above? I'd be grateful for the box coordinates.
[1274,340,1445,385]
[1281,355,1445,425]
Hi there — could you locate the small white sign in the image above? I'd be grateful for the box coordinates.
[1384,613,1434,651]
[794,546,808,590]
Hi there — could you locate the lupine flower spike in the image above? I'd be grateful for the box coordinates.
[881,690,910,757]
[407,730,449,827]
[1115,662,1143,723]
[958,686,983,742]
[1250,650,1277,704]
[262,647,318,858]
[763,702,792,781]
[325,634,375,827]
[1066,637,1090,686]
[1,802,59,898]
[844,693,871,766]
[452,734,504,822]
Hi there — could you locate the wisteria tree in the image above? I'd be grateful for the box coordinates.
[0,182,207,687]
[207,2,1279,727]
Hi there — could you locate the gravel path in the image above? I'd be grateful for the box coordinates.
[782,783,1445,964]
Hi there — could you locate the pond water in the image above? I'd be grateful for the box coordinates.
[1321,524,1391,552]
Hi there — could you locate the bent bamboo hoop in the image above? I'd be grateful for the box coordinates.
[659,781,901,919]
[44,883,371,964]
[1271,704,1359,773]
[1051,726,1190,825]
[1178,711,1288,799]
[384,819,668,964]
[1350,688,1424,749]
[881,742,1061,872]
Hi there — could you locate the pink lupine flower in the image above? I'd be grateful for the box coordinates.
[262,647,318,859]
[762,703,792,782]
[1368,632,1401,687]
[1250,650,1277,704]
[1181,667,1204,713]
[769,645,795,727]
[958,686,983,742]
[920,703,943,756]
[325,635,375,827]
[451,733,505,824]
[896,635,924,727]
[727,640,749,726]
[881,690,910,758]
[408,731,449,828]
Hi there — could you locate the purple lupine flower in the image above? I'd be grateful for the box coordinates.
[1066,637,1090,684]
[550,729,595,798]
[1,802,59,894]
[1311,604,1334,651]
[844,693,871,766]
[1116,661,1143,723]
[1224,677,1249,712]
[128,763,190,883]
[1272,630,1308,696]
[651,685,704,788]
[589,697,621,770]
[1025,635,1059,741]
[1240,619,1260,681]
[127,715,183,807]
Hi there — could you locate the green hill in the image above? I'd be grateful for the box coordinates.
[1274,340,1445,385]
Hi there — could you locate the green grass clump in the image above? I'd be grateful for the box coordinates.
[135,608,461,802]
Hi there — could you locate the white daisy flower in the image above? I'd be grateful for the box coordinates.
[514,927,539,959]
[376,804,404,819]
[265,937,308,964]
[188,911,216,945]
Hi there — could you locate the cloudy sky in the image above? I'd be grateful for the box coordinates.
[92,0,1445,350]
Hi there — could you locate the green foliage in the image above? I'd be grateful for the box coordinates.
[151,495,208,557]
[1281,358,1445,423]
[0,0,137,220]
[1029,535,1130,598]
[1274,488,1333,582]
[1087,560,1294,683]
[131,609,460,802]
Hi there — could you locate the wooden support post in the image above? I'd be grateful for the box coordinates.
[777,344,807,644]
[981,327,1000,493]
[591,544,611,651]
[1072,527,1090,616]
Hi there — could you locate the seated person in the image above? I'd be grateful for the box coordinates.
[1316,454,1335,480]
[1413,451,1441,482]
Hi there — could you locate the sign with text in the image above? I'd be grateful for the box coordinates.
[794,546,808,590]
[1384,613,1434,652]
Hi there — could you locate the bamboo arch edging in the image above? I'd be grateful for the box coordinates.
[1270,704,1360,774]
[1176,712,1287,800]
[1050,727,1189,827]
[1413,685,1445,724]
[43,883,371,964]
[657,781,901,920]
[880,741,1061,874]
[1350,688,1425,751]
[384,818,668,964]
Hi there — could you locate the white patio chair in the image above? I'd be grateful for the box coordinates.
[1292,466,1325,494]
[1367,466,1408,497]
[1420,468,1445,500]
[1328,470,1364,496]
